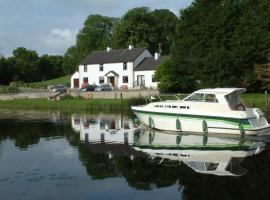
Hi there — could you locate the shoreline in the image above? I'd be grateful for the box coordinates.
[0,98,145,112]
[0,93,269,113]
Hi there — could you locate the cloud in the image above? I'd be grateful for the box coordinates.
[42,28,78,50]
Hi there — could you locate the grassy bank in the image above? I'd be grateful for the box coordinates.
[0,93,269,112]
[0,85,20,94]
[0,97,145,112]
[11,75,71,89]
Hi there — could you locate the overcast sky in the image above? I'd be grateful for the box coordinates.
[0,0,193,57]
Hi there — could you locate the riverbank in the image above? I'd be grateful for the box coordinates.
[0,98,145,112]
[0,93,268,112]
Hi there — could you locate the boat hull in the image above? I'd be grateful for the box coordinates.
[132,108,270,135]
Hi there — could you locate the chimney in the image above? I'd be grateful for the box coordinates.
[107,47,112,52]
[128,45,134,50]
[154,52,160,60]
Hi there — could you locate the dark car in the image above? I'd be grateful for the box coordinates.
[80,85,97,92]
[51,85,68,93]
[95,84,112,91]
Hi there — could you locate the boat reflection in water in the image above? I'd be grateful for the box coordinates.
[71,114,265,176]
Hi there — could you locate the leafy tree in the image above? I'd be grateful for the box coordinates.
[255,53,270,89]
[62,46,80,74]
[62,15,117,74]
[151,9,178,55]
[158,0,270,92]
[155,59,194,92]
[38,54,63,81]
[0,57,13,85]
[112,7,177,54]
[12,47,39,82]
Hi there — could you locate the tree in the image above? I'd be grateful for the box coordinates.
[62,46,80,74]
[38,54,63,81]
[76,15,116,57]
[12,47,40,82]
[255,53,270,89]
[111,7,177,54]
[151,9,178,55]
[159,0,270,92]
[62,15,117,74]
[0,57,13,85]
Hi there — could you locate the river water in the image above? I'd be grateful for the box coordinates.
[0,109,269,200]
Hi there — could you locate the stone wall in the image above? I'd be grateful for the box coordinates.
[70,89,159,99]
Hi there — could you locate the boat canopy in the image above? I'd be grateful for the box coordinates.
[194,88,246,95]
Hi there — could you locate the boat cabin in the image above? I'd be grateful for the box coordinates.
[183,88,247,111]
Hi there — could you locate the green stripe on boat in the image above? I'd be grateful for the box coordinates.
[133,109,253,129]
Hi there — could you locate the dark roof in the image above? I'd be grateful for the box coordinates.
[80,48,147,65]
[104,71,119,76]
[134,56,170,71]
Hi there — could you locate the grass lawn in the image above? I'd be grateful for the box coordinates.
[11,75,71,89]
[0,97,145,112]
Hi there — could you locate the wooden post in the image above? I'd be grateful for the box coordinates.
[265,90,268,112]
[121,92,123,112]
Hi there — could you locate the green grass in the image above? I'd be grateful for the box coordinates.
[0,85,20,94]
[0,97,145,112]
[11,75,71,89]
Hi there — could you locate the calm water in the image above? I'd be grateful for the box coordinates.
[0,109,270,200]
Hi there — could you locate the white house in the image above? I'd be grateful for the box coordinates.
[71,45,169,89]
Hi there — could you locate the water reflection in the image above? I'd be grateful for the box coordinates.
[71,113,265,177]
[1,110,270,199]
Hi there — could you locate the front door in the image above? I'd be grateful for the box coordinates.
[73,79,79,88]
[107,77,115,86]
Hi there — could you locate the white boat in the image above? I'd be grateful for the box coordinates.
[131,88,270,135]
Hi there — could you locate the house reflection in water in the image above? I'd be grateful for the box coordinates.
[71,114,266,176]
[71,114,144,159]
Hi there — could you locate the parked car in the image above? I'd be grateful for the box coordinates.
[50,85,68,93]
[95,84,112,91]
[80,85,97,92]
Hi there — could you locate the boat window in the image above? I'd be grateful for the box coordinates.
[205,162,219,171]
[154,105,159,107]
[184,93,204,102]
[187,106,190,109]
[165,105,171,108]
[180,106,186,109]
[160,105,164,108]
[204,94,218,103]
[172,106,178,108]
[225,92,246,111]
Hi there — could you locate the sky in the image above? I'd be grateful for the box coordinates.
[0,0,193,57]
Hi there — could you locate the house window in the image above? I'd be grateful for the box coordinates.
[84,65,87,72]
[137,75,145,86]
[152,74,156,82]
[123,76,128,83]
[123,63,127,70]
[99,76,104,84]
[99,64,103,71]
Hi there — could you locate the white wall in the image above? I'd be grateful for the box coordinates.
[77,49,152,89]
[79,63,132,88]
[134,70,158,88]
[70,71,79,88]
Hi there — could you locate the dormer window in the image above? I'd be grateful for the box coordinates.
[99,64,103,71]
[123,62,127,70]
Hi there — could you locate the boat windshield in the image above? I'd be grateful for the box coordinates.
[184,93,218,103]
[225,92,246,111]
